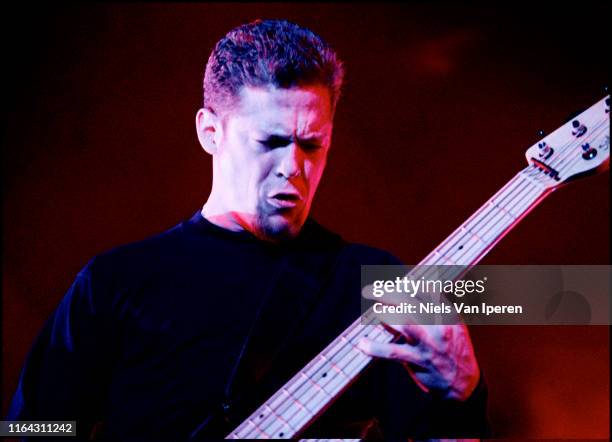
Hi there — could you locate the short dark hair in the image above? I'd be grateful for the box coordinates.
[203,19,344,114]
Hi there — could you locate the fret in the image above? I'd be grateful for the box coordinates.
[324,345,362,378]
[465,183,525,232]
[340,350,371,377]
[479,205,516,239]
[421,169,543,265]
[253,397,304,438]
[294,385,329,413]
[425,173,522,264]
[254,389,302,438]
[431,171,547,267]
[266,402,306,439]
[466,208,511,244]
[517,171,546,193]
[234,417,269,439]
[339,334,354,348]
[282,326,387,428]
[287,359,344,416]
[489,199,518,219]
[455,227,487,251]
[267,390,311,422]
[269,406,297,439]
[512,185,543,215]
[320,354,350,379]
[344,322,370,341]
[300,354,343,390]
[319,341,355,374]
[293,369,333,402]
[296,364,338,396]
[285,410,314,438]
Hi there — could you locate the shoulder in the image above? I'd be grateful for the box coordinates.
[344,242,404,266]
[305,219,403,266]
[79,216,194,284]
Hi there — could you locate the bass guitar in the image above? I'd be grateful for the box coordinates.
[226,95,610,439]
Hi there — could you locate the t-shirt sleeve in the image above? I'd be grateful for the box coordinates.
[6,258,115,437]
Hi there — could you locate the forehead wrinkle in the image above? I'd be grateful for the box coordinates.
[258,114,329,140]
[238,85,332,139]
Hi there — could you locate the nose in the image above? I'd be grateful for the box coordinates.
[276,143,302,179]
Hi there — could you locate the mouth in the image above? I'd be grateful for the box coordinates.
[267,191,303,209]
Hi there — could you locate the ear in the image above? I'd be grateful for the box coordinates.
[195,107,222,155]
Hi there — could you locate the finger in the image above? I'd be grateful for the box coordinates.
[384,322,428,344]
[379,321,418,345]
[403,364,432,394]
[356,338,422,364]
[361,285,405,307]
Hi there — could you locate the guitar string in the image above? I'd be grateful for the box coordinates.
[393,116,610,306]
[419,119,609,284]
[423,170,542,268]
[235,172,537,438]
[234,324,369,436]
[377,173,544,310]
[396,118,610,321]
[548,102,609,170]
[238,163,558,437]
[239,106,610,436]
[233,111,609,438]
[552,120,609,176]
[236,168,544,437]
[233,285,401,437]
[234,312,389,436]
[547,119,608,174]
[429,115,609,269]
[424,100,610,266]
[233,321,388,437]
[287,113,612,432]
[256,156,575,435]
[422,171,532,263]
[431,173,539,264]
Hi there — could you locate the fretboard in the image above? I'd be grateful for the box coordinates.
[226,165,551,439]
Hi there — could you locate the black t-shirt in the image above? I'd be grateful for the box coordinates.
[8,210,490,440]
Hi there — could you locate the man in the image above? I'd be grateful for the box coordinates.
[8,19,489,439]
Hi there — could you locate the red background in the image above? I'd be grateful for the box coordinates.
[2,3,609,438]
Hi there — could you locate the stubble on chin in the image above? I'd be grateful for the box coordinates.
[255,200,303,242]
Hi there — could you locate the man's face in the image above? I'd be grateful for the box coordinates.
[201,84,334,240]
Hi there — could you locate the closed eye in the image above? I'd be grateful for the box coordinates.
[257,135,324,152]
[300,142,322,152]
[258,136,290,149]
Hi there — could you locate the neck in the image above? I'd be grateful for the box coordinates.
[201,202,298,244]
[201,204,247,233]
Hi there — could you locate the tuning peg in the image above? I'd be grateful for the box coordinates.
[572,120,587,137]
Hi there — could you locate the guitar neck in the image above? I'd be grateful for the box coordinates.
[226,166,551,439]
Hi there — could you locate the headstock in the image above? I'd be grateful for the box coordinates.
[524,96,609,188]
